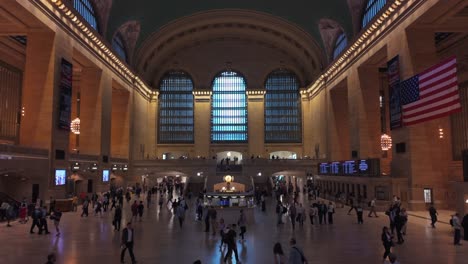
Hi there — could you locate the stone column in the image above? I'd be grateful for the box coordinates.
[247,90,265,157]
[193,90,212,158]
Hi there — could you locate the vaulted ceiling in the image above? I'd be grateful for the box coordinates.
[101,0,362,88]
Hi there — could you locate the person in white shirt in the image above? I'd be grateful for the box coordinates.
[368,198,378,217]
[121,222,136,264]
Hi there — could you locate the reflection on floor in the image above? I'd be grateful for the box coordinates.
[1,194,467,264]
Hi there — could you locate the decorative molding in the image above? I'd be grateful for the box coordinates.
[42,0,153,100]
[305,0,408,99]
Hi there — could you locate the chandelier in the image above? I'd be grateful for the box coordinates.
[71,117,81,135]
[380,133,392,151]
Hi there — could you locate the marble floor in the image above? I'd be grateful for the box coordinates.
[1,195,467,264]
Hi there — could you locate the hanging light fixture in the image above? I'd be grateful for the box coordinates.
[71,117,81,134]
[381,133,392,151]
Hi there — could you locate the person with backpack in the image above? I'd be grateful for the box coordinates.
[288,238,307,264]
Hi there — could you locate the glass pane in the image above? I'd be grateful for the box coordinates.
[73,0,99,31]
[211,71,248,143]
[158,71,194,143]
[264,69,302,143]
[362,0,388,28]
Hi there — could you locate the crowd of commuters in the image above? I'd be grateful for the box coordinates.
[3,177,468,264]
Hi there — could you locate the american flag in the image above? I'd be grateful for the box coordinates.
[400,56,461,126]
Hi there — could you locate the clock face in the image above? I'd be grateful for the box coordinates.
[224,175,233,183]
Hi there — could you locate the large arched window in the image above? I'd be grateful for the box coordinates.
[264,69,302,143]
[211,71,248,143]
[333,33,347,60]
[158,71,194,143]
[361,0,387,28]
[112,33,127,62]
[73,0,99,31]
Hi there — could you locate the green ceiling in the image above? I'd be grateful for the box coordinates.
[106,0,353,49]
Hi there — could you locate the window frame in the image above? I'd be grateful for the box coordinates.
[73,0,99,32]
[157,70,195,144]
[210,70,248,144]
[361,0,388,29]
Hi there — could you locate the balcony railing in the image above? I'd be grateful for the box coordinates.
[0,144,48,158]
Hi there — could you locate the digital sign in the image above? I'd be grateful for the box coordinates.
[55,169,66,185]
[102,169,110,182]
[318,159,380,177]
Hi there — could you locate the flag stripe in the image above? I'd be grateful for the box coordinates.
[419,57,456,81]
[420,76,457,97]
[402,86,458,111]
[402,94,460,118]
[403,104,461,125]
[401,56,461,126]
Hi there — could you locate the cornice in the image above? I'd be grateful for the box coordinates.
[36,0,153,100]
[304,0,414,100]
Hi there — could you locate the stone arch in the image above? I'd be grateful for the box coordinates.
[112,20,141,65]
[318,18,346,63]
[135,9,326,89]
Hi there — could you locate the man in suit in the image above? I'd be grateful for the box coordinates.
[121,222,137,264]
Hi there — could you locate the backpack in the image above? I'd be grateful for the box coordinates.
[292,246,308,264]
[450,219,454,226]
[282,206,287,214]
[368,201,372,207]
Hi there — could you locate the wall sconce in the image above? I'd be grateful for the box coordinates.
[381,134,392,151]
[439,128,444,139]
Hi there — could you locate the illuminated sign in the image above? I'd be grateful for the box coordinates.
[102,170,110,182]
[55,169,66,185]
[318,159,380,177]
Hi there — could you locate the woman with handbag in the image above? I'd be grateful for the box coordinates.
[381,226,394,261]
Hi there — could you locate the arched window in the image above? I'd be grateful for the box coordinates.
[333,33,347,60]
[158,71,194,143]
[211,71,248,143]
[73,0,99,31]
[361,0,387,28]
[112,34,127,62]
[264,69,302,143]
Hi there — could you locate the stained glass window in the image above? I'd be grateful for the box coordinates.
[73,0,99,31]
[264,70,302,143]
[211,71,248,143]
[362,0,387,28]
[112,34,127,62]
[158,71,194,143]
[333,33,347,60]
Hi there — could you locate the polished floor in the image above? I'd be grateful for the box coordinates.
[1,195,467,264]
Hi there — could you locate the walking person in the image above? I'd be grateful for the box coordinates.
[381,226,394,261]
[210,206,218,236]
[327,201,335,224]
[276,201,284,225]
[238,209,247,241]
[452,213,462,246]
[81,198,89,217]
[273,242,286,264]
[120,222,137,264]
[428,204,438,228]
[288,238,307,264]
[289,203,297,230]
[219,218,227,251]
[137,201,144,221]
[309,204,318,225]
[347,197,355,215]
[296,203,305,227]
[399,208,408,235]
[462,213,468,241]
[224,224,241,264]
[38,206,50,235]
[394,211,405,244]
[368,198,378,217]
[30,206,41,234]
[50,208,62,237]
[356,204,364,224]
[261,194,266,212]
[158,194,164,211]
[114,205,122,231]
[176,202,186,228]
[131,201,138,221]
